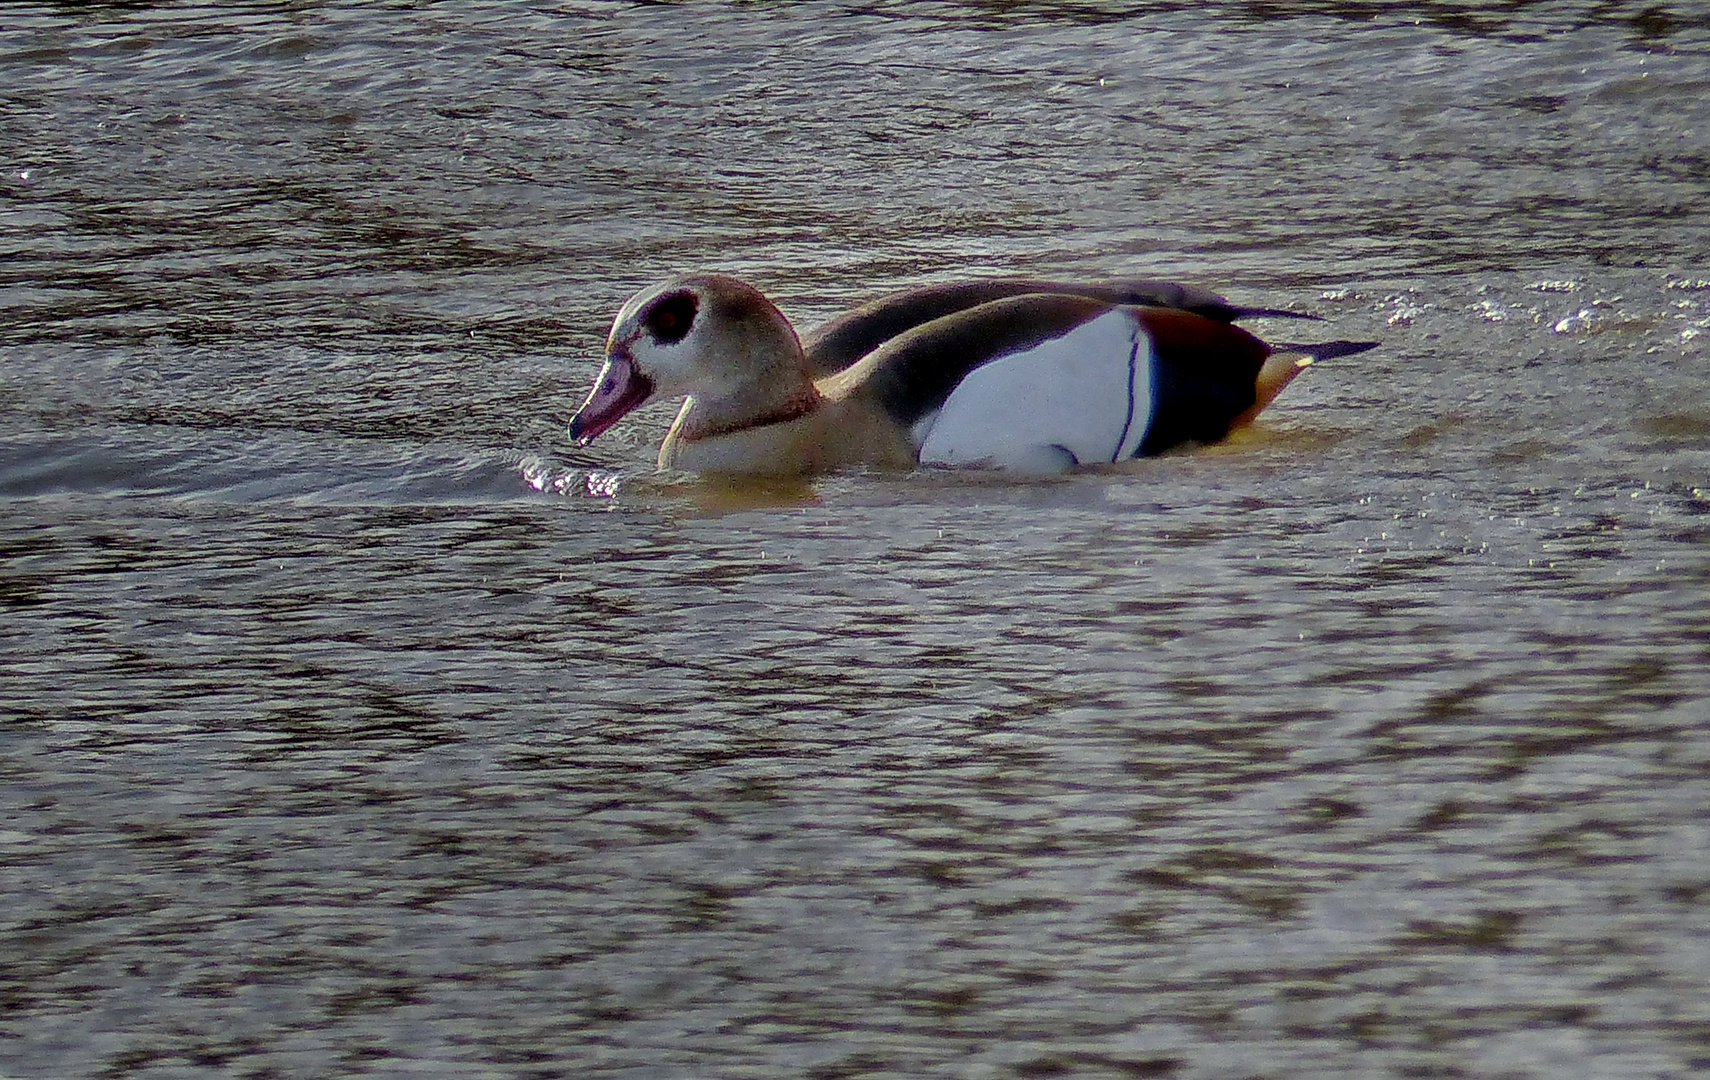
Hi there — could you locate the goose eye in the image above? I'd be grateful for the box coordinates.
[644,291,698,345]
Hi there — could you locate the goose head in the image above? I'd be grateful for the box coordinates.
[568,274,814,445]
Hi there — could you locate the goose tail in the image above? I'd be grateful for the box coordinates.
[1234,340,1379,429]
[1275,339,1382,362]
[1230,305,1325,321]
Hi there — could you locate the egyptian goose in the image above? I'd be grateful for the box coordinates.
[568,274,1376,476]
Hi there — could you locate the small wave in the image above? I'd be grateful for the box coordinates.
[0,428,562,505]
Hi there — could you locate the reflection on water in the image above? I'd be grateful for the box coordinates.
[4,2,1710,1078]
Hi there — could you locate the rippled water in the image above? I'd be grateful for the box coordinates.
[5,3,1710,1078]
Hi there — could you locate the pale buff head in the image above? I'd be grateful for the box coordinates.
[569,274,805,445]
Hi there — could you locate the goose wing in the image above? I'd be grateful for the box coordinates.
[801,277,1315,376]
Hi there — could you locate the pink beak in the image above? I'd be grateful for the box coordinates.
[568,354,655,445]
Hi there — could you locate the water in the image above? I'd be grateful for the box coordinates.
[4,3,1710,1078]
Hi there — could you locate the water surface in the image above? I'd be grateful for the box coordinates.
[4,3,1710,1078]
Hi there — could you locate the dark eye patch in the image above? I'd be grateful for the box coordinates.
[644,290,698,345]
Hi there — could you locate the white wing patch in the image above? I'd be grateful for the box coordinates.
[914,309,1153,470]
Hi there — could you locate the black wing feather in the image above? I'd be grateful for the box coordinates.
[802,278,1317,376]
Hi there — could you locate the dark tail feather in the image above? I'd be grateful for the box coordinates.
[1278,339,1380,361]
[1231,305,1325,322]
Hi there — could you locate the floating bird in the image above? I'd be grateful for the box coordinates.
[568,275,1375,476]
